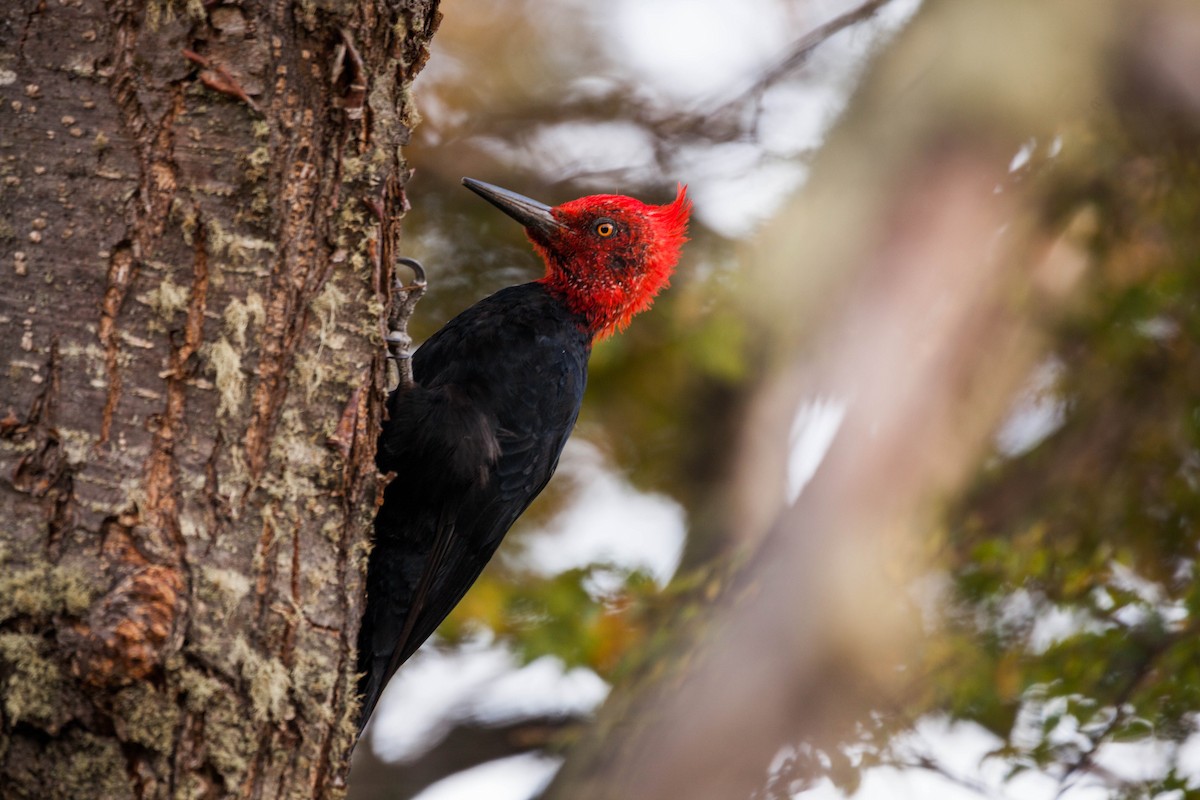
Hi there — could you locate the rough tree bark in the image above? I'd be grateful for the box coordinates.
[0,1,440,797]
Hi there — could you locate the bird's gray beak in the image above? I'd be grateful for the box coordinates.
[462,178,564,238]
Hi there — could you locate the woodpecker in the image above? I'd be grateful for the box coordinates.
[356,177,691,734]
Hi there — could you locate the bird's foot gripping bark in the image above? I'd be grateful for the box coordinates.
[385,257,428,392]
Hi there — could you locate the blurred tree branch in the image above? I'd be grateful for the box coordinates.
[441,0,904,188]
[352,713,584,800]
[707,0,899,129]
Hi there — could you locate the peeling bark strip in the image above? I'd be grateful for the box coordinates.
[0,0,440,795]
[98,244,136,445]
[327,383,368,461]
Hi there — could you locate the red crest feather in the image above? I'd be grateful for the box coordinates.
[533,184,692,340]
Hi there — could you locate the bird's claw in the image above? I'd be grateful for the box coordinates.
[385,257,428,392]
[395,257,427,290]
[387,258,428,332]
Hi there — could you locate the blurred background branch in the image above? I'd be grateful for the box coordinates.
[351,713,584,800]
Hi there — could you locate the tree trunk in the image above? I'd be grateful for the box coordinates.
[0,1,439,797]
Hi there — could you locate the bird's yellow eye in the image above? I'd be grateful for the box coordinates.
[595,221,616,237]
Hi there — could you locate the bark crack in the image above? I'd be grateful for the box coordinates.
[98,243,136,446]
[142,208,209,560]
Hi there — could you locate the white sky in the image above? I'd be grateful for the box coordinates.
[993,358,1067,457]
[411,753,561,800]
[516,438,686,587]
[609,0,799,104]
[372,641,609,763]
[788,397,847,502]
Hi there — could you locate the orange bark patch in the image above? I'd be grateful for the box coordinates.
[69,563,186,687]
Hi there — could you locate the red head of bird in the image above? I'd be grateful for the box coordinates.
[463,178,691,340]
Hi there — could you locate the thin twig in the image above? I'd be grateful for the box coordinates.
[726,0,898,113]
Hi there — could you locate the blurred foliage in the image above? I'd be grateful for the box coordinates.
[439,566,658,678]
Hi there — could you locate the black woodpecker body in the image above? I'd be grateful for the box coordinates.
[356,178,691,734]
